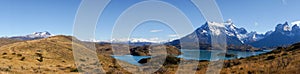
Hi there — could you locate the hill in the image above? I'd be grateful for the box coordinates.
[156,42,300,74]
[0,35,182,74]
[0,38,22,47]
[1,35,299,74]
[0,35,132,74]
[219,42,300,73]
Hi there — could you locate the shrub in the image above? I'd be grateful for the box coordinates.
[265,56,275,60]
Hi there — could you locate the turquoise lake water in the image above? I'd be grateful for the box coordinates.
[112,49,271,65]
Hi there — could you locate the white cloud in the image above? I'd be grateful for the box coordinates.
[111,38,167,43]
[150,29,163,33]
[292,21,300,26]
[168,34,179,37]
[149,37,159,41]
[131,38,167,43]
[167,38,180,42]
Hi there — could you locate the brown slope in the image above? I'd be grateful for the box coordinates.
[219,42,300,74]
[0,35,130,74]
[153,42,300,74]
[0,38,22,47]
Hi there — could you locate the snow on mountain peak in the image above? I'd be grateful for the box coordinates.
[32,31,51,36]
[195,19,270,44]
[28,31,52,38]
[9,31,53,40]
[225,19,233,24]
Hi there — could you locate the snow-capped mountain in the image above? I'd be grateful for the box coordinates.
[250,22,300,47]
[222,20,274,44]
[109,38,167,46]
[167,19,277,49]
[167,20,246,49]
[241,32,268,44]
[168,19,300,48]
[9,31,52,40]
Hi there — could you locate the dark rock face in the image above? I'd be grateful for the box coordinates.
[138,58,151,64]
[292,25,300,34]
[130,46,150,56]
[275,22,290,32]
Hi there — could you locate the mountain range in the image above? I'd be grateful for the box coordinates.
[2,33,300,73]
[7,20,300,49]
[168,20,300,48]
[8,31,52,40]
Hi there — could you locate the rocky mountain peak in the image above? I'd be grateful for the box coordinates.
[275,22,291,32]
[292,24,300,33]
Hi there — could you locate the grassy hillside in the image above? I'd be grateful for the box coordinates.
[0,38,22,47]
[0,35,181,74]
[220,42,300,74]
[0,35,132,74]
[156,42,300,74]
[1,35,299,74]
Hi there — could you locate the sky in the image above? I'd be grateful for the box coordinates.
[1,0,300,41]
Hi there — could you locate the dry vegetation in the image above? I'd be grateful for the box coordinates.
[156,43,300,74]
[0,38,22,47]
[0,35,180,74]
[0,35,131,74]
[0,35,299,74]
[219,43,300,74]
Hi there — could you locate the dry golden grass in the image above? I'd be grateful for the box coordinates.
[152,43,300,74]
[0,35,131,74]
[0,38,22,47]
[1,35,299,74]
[0,36,79,73]
[219,43,300,74]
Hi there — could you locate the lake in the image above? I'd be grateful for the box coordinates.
[178,49,269,61]
[112,55,151,66]
[112,49,271,65]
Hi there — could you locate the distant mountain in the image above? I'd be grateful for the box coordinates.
[109,38,167,46]
[168,20,259,49]
[250,22,300,47]
[9,31,52,40]
[168,20,300,49]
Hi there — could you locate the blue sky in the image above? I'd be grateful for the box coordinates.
[1,0,300,41]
